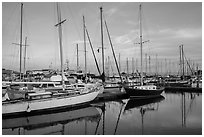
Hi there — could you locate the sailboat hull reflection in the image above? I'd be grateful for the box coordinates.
[3,105,101,132]
[124,95,165,111]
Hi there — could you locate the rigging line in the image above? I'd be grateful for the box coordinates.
[110,60,114,76]
[186,94,196,116]
[104,19,123,83]
[113,103,124,135]
[94,111,103,135]
[85,26,101,75]
[183,54,194,75]
[93,15,109,55]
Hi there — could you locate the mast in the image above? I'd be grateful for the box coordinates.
[107,56,110,77]
[196,64,199,87]
[55,3,66,90]
[136,58,138,73]
[119,53,121,73]
[148,56,151,75]
[139,4,143,85]
[145,53,147,75]
[100,7,105,82]
[181,45,185,79]
[169,59,171,75]
[66,59,69,70]
[114,103,125,135]
[165,58,167,76]
[127,58,129,75]
[179,44,185,79]
[179,45,182,77]
[85,27,101,75]
[161,60,163,76]
[23,37,27,76]
[76,44,79,71]
[132,57,134,74]
[156,54,158,76]
[19,3,23,81]
[181,92,186,127]
[83,15,87,83]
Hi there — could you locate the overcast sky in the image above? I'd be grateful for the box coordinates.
[2,2,202,75]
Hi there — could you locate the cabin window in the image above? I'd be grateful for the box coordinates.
[41,84,47,88]
[48,84,54,87]
[65,81,69,85]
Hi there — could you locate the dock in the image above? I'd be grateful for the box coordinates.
[165,86,202,93]
[93,86,202,103]
[92,89,129,103]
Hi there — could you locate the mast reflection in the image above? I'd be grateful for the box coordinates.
[124,96,165,134]
[3,105,101,135]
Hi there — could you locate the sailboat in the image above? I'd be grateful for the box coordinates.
[2,3,103,117]
[99,7,123,91]
[124,4,164,98]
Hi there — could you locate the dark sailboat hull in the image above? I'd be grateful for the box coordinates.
[124,86,164,98]
[124,95,165,111]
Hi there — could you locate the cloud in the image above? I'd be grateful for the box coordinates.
[149,27,202,40]
[113,30,138,45]
[71,40,89,44]
[175,28,201,39]
[114,34,131,44]
[105,7,118,17]
[107,26,201,66]
[126,20,136,26]
[126,20,139,27]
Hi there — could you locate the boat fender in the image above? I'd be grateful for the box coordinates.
[27,103,31,112]
[3,93,10,101]
[25,92,29,99]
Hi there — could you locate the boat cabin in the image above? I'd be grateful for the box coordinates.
[134,85,157,90]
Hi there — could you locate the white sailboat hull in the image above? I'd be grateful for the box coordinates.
[3,87,102,116]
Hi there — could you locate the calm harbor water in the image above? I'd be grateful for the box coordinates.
[2,91,202,135]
